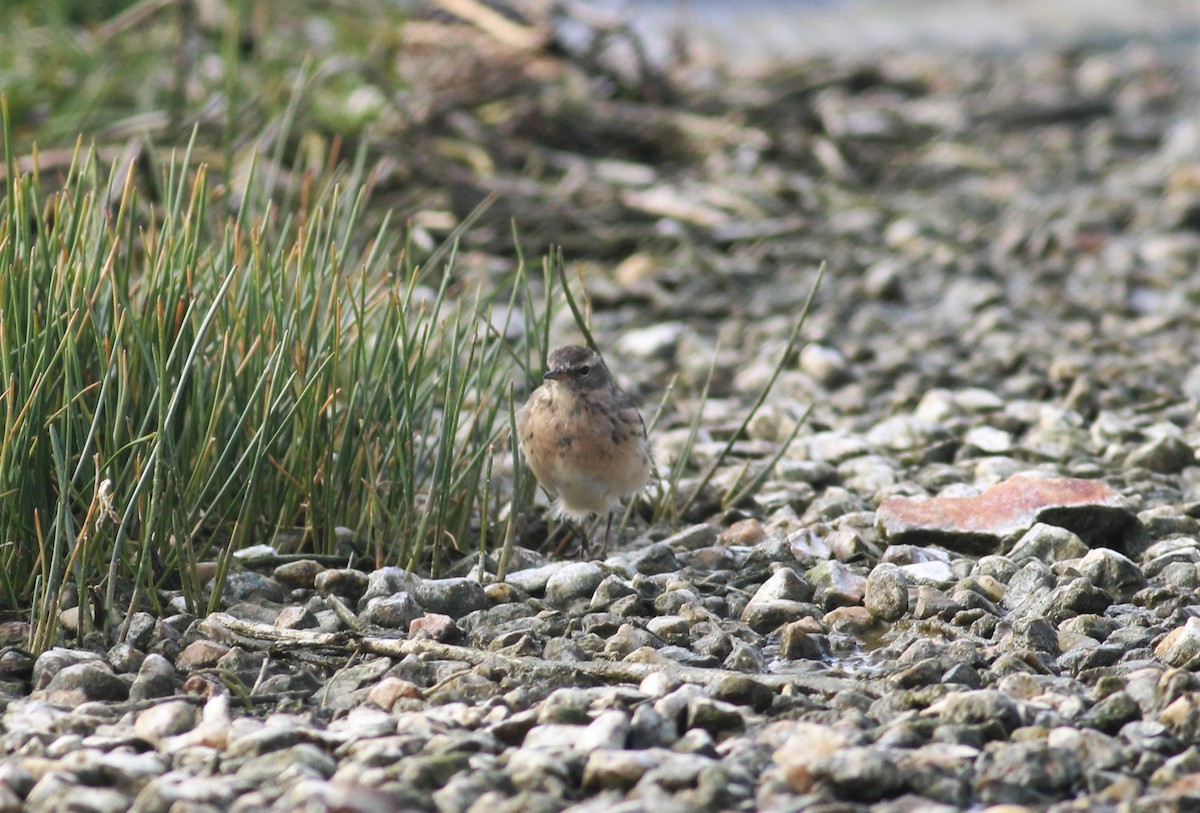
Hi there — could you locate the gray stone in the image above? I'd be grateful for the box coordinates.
[788,527,832,559]
[320,657,392,711]
[26,775,129,813]
[864,563,910,621]
[500,564,561,597]
[1126,435,1195,473]
[686,696,746,737]
[576,710,630,753]
[1138,510,1200,540]
[1077,547,1146,599]
[537,687,592,725]
[866,415,949,453]
[589,575,638,609]
[898,559,955,586]
[628,704,678,749]
[544,563,606,609]
[218,571,286,605]
[32,647,103,690]
[708,674,775,713]
[1082,691,1142,734]
[805,560,867,609]
[1002,560,1056,613]
[360,592,425,628]
[1046,577,1113,620]
[506,745,578,795]
[415,578,488,618]
[126,612,158,650]
[132,773,240,811]
[962,425,1013,454]
[1005,616,1060,656]
[358,566,421,605]
[0,782,20,813]
[974,741,1082,804]
[882,545,952,566]
[805,430,872,464]
[645,615,689,646]
[0,763,35,801]
[616,322,685,358]
[274,605,318,630]
[1155,617,1200,668]
[779,622,830,660]
[604,623,664,657]
[225,723,307,760]
[661,523,719,551]
[816,746,903,801]
[972,554,1018,582]
[134,700,198,744]
[741,599,819,634]
[723,638,768,673]
[625,542,680,574]
[581,747,664,791]
[652,586,700,616]
[1008,522,1089,562]
[748,567,813,604]
[939,690,1023,734]
[911,586,961,621]
[1141,537,1200,579]
[107,642,145,674]
[39,662,128,702]
[690,627,733,661]
[272,559,325,590]
[129,653,176,701]
[314,568,370,601]
[235,743,336,784]
[799,342,850,385]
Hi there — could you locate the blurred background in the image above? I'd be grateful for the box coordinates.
[601,0,1199,63]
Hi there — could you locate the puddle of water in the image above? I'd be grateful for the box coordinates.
[765,624,904,678]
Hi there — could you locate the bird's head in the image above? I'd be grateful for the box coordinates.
[543,345,610,392]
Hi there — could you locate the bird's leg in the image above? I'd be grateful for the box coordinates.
[551,520,591,559]
[576,519,592,560]
[599,512,614,559]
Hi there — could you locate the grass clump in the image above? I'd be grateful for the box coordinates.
[0,107,529,651]
[0,2,826,654]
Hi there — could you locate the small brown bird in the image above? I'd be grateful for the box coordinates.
[517,345,652,557]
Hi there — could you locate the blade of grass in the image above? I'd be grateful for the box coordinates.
[677,262,826,518]
[104,265,239,639]
[553,247,597,352]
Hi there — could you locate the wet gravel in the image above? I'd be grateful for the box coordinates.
[3,29,1200,813]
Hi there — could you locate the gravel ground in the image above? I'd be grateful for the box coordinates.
[3,17,1200,813]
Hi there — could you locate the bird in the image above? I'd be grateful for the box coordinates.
[516,345,652,558]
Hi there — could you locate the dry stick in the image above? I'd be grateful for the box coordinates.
[201,613,884,697]
[434,0,547,49]
[323,593,367,633]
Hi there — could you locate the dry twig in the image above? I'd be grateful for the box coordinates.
[200,612,884,698]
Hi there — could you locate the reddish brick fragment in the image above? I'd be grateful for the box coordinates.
[876,476,1142,555]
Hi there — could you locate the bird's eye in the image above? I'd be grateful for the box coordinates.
[578,365,591,376]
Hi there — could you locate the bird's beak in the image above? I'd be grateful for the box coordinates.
[543,369,569,381]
